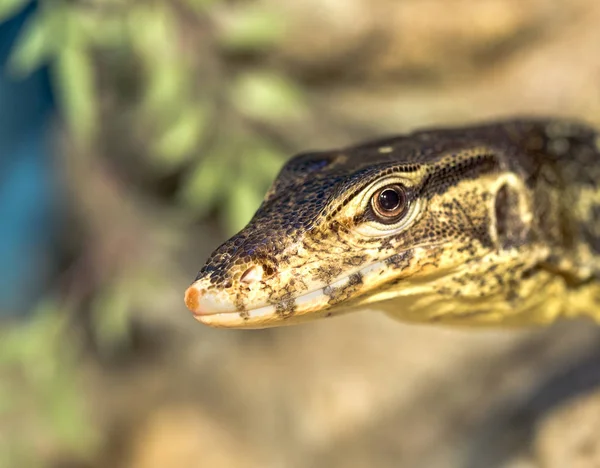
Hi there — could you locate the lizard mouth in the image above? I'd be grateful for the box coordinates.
[184,257,403,329]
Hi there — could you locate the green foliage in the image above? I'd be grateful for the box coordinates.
[218,4,286,51]
[0,0,27,22]
[232,71,307,121]
[178,131,285,233]
[7,5,53,76]
[0,2,306,464]
[0,302,97,468]
[0,2,305,465]
[55,46,97,143]
[3,0,296,233]
[91,279,133,355]
[0,0,304,231]
[8,2,98,142]
[179,151,229,217]
[153,104,211,169]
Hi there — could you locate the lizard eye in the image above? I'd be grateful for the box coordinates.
[371,184,408,221]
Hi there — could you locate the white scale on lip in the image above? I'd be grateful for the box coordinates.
[244,303,275,318]
[242,273,354,319]
[199,257,394,323]
[253,260,391,316]
[197,258,402,327]
[245,259,391,317]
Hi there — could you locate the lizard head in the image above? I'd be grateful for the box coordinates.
[185,121,564,328]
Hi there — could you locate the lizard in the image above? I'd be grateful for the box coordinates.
[184,118,600,329]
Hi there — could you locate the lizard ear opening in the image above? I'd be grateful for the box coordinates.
[491,179,531,249]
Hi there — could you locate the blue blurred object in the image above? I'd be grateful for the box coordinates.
[0,1,59,316]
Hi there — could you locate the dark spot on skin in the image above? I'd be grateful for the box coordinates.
[380,237,394,251]
[313,264,343,284]
[276,298,296,317]
[323,273,364,306]
[457,244,477,256]
[352,214,366,224]
[455,276,467,286]
[234,297,246,312]
[344,255,367,267]
[521,267,538,280]
[505,278,520,302]
[385,250,414,269]
[348,272,363,286]
[196,263,218,281]
[494,274,505,287]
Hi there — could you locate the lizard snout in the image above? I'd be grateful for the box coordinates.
[184,284,226,316]
[185,260,277,317]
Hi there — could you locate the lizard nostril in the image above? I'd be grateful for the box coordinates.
[240,265,264,284]
[262,264,276,277]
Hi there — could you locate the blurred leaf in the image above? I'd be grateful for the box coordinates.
[152,104,209,169]
[130,3,193,122]
[0,0,27,23]
[7,8,53,77]
[80,13,127,48]
[54,46,97,142]
[223,178,263,234]
[218,5,285,51]
[129,3,178,59]
[231,71,305,121]
[178,154,227,216]
[183,134,285,230]
[144,62,190,116]
[0,300,96,466]
[188,0,221,13]
[92,281,132,354]
[0,301,62,367]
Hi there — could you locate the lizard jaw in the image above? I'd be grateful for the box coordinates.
[184,258,399,329]
[185,286,335,329]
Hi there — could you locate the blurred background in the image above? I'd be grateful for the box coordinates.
[2,0,600,467]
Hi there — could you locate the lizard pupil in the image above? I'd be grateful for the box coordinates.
[379,189,401,211]
[372,184,407,220]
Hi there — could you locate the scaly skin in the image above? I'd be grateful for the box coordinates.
[185,118,600,329]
